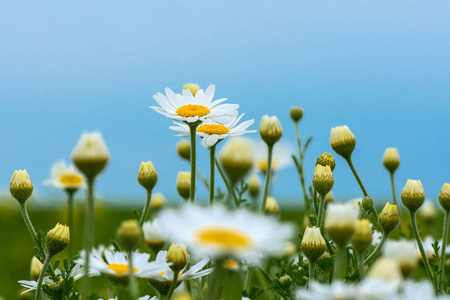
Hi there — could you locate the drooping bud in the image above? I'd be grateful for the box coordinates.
[315,153,336,171]
[71,132,109,179]
[177,140,191,161]
[167,243,188,272]
[401,179,425,211]
[248,174,261,198]
[259,115,282,146]
[150,193,166,211]
[352,220,373,253]
[219,138,254,184]
[183,83,200,96]
[361,196,374,211]
[10,170,33,203]
[439,183,450,211]
[137,161,158,191]
[46,223,70,256]
[176,172,192,200]
[379,202,400,233]
[312,165,334,195]
[117,220,141,251]
[30,256,43,280]
[382,148,400,173]
[290,106,304,123]
[330,125,356,159]
[325,203,359,248]
[301,226,327,262]
[265,197,280,214]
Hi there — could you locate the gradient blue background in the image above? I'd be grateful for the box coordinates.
[1,1,449,205]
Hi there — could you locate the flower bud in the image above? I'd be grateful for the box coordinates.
[368,258,402,281]
[383,240,418,278]
[301,226,326,262]
[352,220,373,253]
[280,274,293,286]
[167,243,188,272]
[379,202,399,233]
[330,125,356,159]
[401,179,425,211]
[282,242,297,257]
[219,138,254,184]
[419,201,437,224]
[143,220,166,253]
[137,161,158,191]
[325,203,359,248]
[176,172,191,199]
[265,197,280,214]
[177,140,191,161]
[46,223,70,256]
[290,106,304,123]
[312,165,334,195]
[183,83,200,96]
[439,183,450,211]
[259,115,282,146]
[248,174,261,198]
[361,196,373,211]
[315,153,336,171]
[30,256,43,280]
[150,193,166,211]
[10,170,33,203]
[382,148,400,173]
[117,220,141,251]
[71,132,109,179]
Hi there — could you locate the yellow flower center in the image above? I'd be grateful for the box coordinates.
[107,263,139,276]
[257,160,278,172]
[197,124,230,135]
[195,226,251,251]
[176,105,210,118]
[223,260,239,269]
[157,271,183,278]
[59,173,84,187]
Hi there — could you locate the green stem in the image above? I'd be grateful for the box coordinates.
[358,251,365,279]
[207,260,224,300]
[243,268,253,294]
[66,190,75,257]
[215,158,239,206]
[197,168,210,190]
[317,194,327,230]
[440,210,450,286]
[261,144,274,214]
[139,189,153,227]
[345,157,368,197]
[364,232,388,265]
[209,144,217,206]
[308,261,315,289]
[189,124,199,203]
[166,270,179,300]
[128,251,138,300]
[35,253,52,300]
[410,210,437,293]
[295,123,309,213]
[334,246,348,280]
[313,190,319,214]
[389,172,403,236]
[82,177,95,299]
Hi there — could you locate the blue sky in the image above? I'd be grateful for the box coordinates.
[1,1,449,205]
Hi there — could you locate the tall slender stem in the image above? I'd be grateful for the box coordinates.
[295,123,309,213]
[209,144,217,206]
[345,157,368,197]
[317,194,327,230]
[66,189,75,257]
[166,270,180,300]
[440,210,450,286]
[128,251,138,299]
[82,177,95,299]
[261,144,274,214]
[188,124,199,203]
[35,253,52,300]
[139,189,153,227]
[308,261,315,289]
[215,158,239,206]
[364,232,388,265]
[389,172,403,233]
[334,246,347,280]
[358,251,365,279]
[243,268,253,294]
[410,210,437,293]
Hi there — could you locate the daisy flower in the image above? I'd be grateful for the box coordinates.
[143,219,167,252]
[146,250,213,295]
[44,160,85,190]
[150,84,239,124]
[251,140,293,174]
[169,114,256,148]
[158,204,295,263]
[78,250,170,285]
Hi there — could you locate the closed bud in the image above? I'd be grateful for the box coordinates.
[259,115,282,146]
[401,179,425,211]
[167,243,188,272]
[439,183,450,211]
[143,220,166,253]
[352,220,373,253]
[379,202,399,233]
[10,170,33,203]
[248,174,261,198]
[177,140,191,161]
[117,220,141,251]
[301,226,326,262]
[368,258,402,281]
[325,203,359,248]
[176,172,191,199]
[290,106,304,123]
[382,148,400,173]
[30,256,43,280]
[383,240,418,278]
[362,196,374,211]
[419,201,437,223]
[150,193,166,211]
[71,132,109,179]
[315,153,336,171]
[47,223,70,256]
[265,197,280,214]
[219,138,254,184]
[137,161,158,190]
[282,242,297,257]
[312,165,334,195]
[183,83,200,96]
[330,125,356,159]
[280,274,293,286]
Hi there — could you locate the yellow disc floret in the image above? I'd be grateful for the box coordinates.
[197,124,230,135]
[107,263,138,276]
[59,173,84,187]
[176,105,210,118]
[195,226,251,251]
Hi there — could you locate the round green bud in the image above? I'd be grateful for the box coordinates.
[315,153,336,171]
[290,106,304,123]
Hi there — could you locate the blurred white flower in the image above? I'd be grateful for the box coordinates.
[251,140,293,174]
[44,160,85,190]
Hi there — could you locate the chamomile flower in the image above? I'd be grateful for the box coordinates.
[251,140,293,174]
[150,84,238,124]
[44,160,85,190]
[169,114,256,148]
[158,204,295,263]
[78,250,169,284]
[146,250,213,295]
[143,219,167,252]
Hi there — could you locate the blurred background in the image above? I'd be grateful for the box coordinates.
[1,1,450,297]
